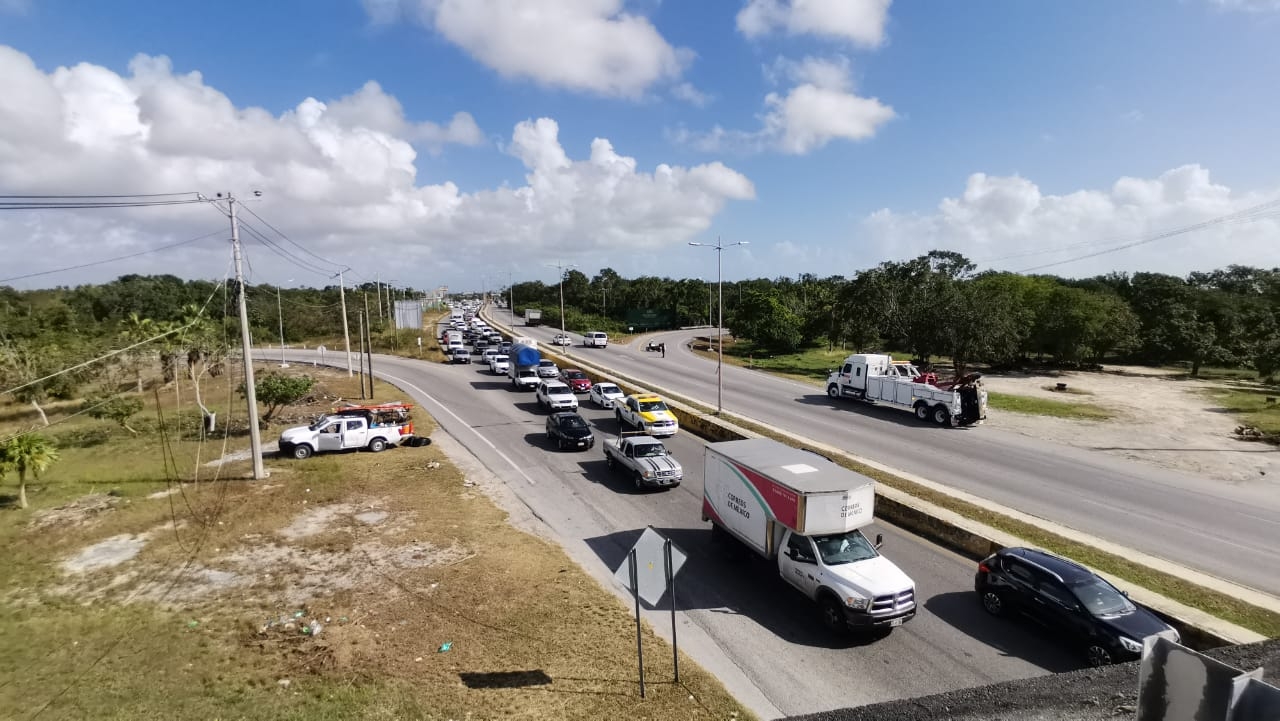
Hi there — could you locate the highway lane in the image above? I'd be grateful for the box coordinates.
[274,347,1076,717]
[507,323,1280,596]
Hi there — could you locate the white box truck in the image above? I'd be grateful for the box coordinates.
[702,438,916,633]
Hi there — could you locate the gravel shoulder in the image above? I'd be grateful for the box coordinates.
[981,366,1279,485]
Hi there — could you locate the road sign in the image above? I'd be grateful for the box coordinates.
[613,527,687,606]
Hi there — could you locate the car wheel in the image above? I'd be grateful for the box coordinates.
[1085,644,1113,667]
[914,402,929,421]
[368,438,387,453]
[932,406,951,426]
[818,596,847,633]
[980,590,1006,617]
[827,384,840,399]
[634,471,646,490]
[291,445,313,460]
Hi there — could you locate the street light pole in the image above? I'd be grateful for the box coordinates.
[688,239,749,415]
[546,261,577,349]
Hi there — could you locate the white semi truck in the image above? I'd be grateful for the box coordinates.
[702,438,916,633]
[825,353,987,427]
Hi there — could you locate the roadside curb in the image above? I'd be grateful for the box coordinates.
[485,315,1272,650]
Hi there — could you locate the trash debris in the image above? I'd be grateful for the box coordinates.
[185,620,199,629]
[293,610,305,619]
[462,480,476,487]
[415,657,423,662]
[438,642,453,653]
[302,620,322,636]
[277,679,291,689]
[426,461,440,470]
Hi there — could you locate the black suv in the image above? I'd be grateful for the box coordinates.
[974,547,1178,666]
[545,412,594,451]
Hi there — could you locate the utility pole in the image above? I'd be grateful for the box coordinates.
[336,268,353,376]
[689,238,749,416]
[363,292,375,399]
[357,310,367,399]
[276,278,292,368]
[546,261,576,350]
[375,272,383,322]
[228,193,265,479]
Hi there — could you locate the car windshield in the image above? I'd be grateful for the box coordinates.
[549,386,571,395]
[494,355,508,361]
[564,371,586,379]
[539,360,554,367]
[1070,578,1136,617]
[597,385,619,395]
[638,399,668,412]
[308,417,332,431]
[811,531,878,566]
[558,416,588,429]
[633,443,668,457]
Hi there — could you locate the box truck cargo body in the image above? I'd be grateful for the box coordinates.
[702,438,916,633]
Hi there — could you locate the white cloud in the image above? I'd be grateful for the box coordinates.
[737,0,892,48]
[861,165,1280,277]
[0,46,754,288]
[673,55,894,155]
[671,82,711,107]
[1208,0,1280,11]
[367,0,689,98]
[0,0,30,15]
[1120,109,1144,124]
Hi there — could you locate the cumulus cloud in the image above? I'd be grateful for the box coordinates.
[861,165,1280,277]
[673,55,894,155]
[366,0,689,98]
[1208,0,1280,11]
[671,82,711,107]
[737,0,892,48]
[0,46,754,288]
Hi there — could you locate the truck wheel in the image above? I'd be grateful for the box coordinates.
[818,595,848,634]
[827,384,840,399]
[633,471,646,490]
[615,410,625,426]
[292,445,313,460]
[914,402,929,421]
[605,453,615,470]
[368,438,387,453]
[932,406,952,426]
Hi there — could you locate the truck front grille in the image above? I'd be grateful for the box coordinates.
[871,589,915,614]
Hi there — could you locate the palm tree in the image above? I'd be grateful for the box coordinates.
[119,312,155,393]
[4,434,59,509]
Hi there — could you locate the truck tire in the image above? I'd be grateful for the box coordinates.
[827,384,841,399]
[368,438,387,453]
[615,410,625,427]
[914,402,929,421]
[633,470,646,490]
[605,453,615,470]
[291,444,313,460]
[932,406,952,426]
[818,594,848,634]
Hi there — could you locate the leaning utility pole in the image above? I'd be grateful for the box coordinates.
[337,268,353,376]
[375,272,383,322]
[228,193,265,479]
[363,292,375,399]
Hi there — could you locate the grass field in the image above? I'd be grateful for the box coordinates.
[0,367,749,721]
[1202,384,1280,437]
[985,391,1114,420]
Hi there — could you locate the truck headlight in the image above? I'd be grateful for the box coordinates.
[1118,636,1142,653]
[845,595,870,610]
[641,470,655,479]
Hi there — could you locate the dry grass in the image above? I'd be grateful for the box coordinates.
[0,366,750,721]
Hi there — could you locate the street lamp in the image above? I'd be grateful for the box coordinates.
[546,261,577,350]
[277,278,294,367]
[688,239,748,415]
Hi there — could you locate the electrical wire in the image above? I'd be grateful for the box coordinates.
[0,231,225,284]
[239,204,343,271]
[0,199,205,210]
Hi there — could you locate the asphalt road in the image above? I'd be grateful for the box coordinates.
[271,346,1078,718]
[508,323,1280,596]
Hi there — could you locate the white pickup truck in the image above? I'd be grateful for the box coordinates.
[614,393,679,437]
[279,413,412,459]
[602,435,683,490]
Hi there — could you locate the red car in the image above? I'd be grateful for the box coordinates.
[560,369,593,393]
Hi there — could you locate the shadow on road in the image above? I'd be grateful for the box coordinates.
[924,591,1081,672]
[582,525,890,650]
[469,379,509,391]
[792,394,983,431]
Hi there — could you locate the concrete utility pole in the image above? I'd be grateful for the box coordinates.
[277,278,293,368]
[336,268,353,376]
[228,193,265,479]
[546,261,577,351]
[375,272,383,322]
[363,292,375,399]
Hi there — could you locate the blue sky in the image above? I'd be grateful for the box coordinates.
[0,0,1277,293]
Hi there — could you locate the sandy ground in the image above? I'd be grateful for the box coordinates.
[980,366,1279,485]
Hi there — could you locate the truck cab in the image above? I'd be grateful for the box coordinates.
[775,527,916,631]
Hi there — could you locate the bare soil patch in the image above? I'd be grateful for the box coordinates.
[982,366,1280,484]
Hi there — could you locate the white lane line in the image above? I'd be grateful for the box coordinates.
[1235,511,1280,527]
[377,369,538,486]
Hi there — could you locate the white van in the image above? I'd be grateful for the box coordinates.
[583,331,608,348]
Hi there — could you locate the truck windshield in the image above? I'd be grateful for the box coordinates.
[633,443,667,457]
[812,531,878,566]
[638,400,668,412]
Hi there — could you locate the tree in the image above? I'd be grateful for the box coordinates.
[87,395,145,434]
[2,434,59,509]
[730,288,803,352]
[242,373,315,422]
[118,312,155,393]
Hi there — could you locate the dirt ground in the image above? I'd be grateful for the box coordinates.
[981,366,1280,486]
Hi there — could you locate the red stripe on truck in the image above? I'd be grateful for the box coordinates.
[731,461,800,529]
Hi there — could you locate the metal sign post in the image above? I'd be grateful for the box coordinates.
[629,548,645,698]
[664,539,678,683]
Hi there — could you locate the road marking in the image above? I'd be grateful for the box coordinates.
[376,369,539,486]
[1235,511,1280,527]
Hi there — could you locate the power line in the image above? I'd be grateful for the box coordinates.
[237,220,336,277]
[0,230,225,284]
[0,192,198,199]
[1013,198,1280,274]
[239,204,343,270]
[0,198,205,210]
